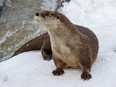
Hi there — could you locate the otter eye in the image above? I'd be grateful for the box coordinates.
[50,13,60,19]
[56,15,60,19]
[51,13,54,16]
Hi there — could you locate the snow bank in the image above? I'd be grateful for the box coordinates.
[0,50,116,87]
[0,0,116,87]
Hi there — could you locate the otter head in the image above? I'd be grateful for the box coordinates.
[34,10,73,31]
[34,11,63,29]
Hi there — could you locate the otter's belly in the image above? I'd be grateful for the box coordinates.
[58,54,81,69]
[53,45,81,69]
[65,57,80,69]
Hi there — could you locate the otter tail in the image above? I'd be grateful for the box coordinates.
[11,33,48,57]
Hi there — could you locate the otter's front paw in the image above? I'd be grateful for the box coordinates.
[81,71,92,80]
[41,50,52,61]
[52,68,64,76]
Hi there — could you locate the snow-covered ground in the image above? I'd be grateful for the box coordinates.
[0,0,116,87]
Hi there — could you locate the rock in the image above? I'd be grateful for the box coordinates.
[0,0,61,61]
[0,0,44,60]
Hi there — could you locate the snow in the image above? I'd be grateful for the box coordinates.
[0,0,116,87]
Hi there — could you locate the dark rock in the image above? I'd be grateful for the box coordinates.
[0,0,5,17]
[55,0,71,12]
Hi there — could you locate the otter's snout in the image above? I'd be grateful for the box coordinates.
[35,11,50,18]
[35,13,40,16]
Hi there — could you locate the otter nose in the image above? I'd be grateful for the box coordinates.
[35,13,39,16]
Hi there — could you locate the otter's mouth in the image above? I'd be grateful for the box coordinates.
[34,16,40,23]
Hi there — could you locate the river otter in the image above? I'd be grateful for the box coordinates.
[12,10,98,80]
[34,11,99,80]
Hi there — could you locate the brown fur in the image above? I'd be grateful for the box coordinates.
[13,11,99,80]
[35,11,99,80]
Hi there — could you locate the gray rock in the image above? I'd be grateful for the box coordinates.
[0,0,44,61]
[0,0,60,61]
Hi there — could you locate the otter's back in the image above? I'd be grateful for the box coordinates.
[75,25,99,62]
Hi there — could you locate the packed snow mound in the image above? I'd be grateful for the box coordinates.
[0,51,116,87]
[0,0,116,87]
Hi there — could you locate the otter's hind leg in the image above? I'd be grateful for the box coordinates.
[79,60,92,80]
[41,35,52,61]
[52,59,66,76]
[79,48,92,80]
